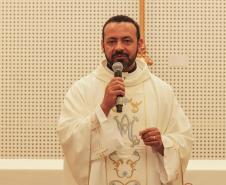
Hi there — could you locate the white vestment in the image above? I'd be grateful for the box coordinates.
[57,60,193,185]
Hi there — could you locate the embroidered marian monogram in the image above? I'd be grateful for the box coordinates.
[114,114,140,147]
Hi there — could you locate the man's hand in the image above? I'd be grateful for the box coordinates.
[101,77,125,116]
[139,128,164,156]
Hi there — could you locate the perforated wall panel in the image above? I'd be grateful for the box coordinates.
[1,0,225,159]
[0,0,139,159]
[146,0,226,159]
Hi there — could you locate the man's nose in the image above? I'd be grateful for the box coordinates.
[115,41,124,51]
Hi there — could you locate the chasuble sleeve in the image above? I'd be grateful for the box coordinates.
[157,90,193,185]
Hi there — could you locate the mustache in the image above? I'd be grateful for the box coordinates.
[112,51,129,58]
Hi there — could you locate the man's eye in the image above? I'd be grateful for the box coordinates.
[107,40,116,45]
[124,39,132,44]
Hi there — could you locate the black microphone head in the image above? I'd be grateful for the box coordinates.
[112,62,123,72]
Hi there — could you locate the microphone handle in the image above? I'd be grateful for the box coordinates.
[116,96,123,112]
[114,70,123,112]
[114,70,122,77]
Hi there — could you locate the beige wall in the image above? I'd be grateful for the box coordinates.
[1,0,225,159]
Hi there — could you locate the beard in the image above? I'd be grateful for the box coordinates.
[104,48,138,71]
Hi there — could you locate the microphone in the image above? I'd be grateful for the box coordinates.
[112,62,124,113]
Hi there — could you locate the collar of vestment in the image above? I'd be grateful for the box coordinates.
[93,59,152,87]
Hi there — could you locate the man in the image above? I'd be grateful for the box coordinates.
[57,15,193,185]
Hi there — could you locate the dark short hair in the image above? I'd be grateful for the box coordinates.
[102,15,140,41]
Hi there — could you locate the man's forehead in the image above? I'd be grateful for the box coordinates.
[104,22,136,38]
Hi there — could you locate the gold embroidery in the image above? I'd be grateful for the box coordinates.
[111,97,142,113]
[109,151,140,178]
[92,127,101,134]
[112,107,116,112]
[128,98,142,113]
[99,149,108,158]
[109,179,141,185]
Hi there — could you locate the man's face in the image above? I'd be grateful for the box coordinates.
[102,22,142,72]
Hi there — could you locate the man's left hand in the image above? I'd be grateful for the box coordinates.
[139,128,164,156]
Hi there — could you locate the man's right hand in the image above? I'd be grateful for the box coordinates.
[100,77,125,116]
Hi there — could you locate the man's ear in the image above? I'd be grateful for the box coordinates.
[138,38,144,51]
[101,40,104,52]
